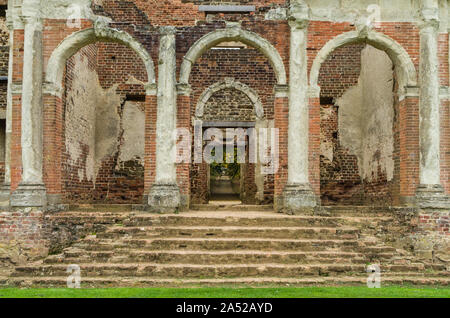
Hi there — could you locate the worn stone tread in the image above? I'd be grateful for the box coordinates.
[8,276,449,288]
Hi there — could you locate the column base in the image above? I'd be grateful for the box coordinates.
[10,183,47,208]
[0,183,11,209]
[416,184,450,209]
[282,183,317,214]
[148,183,181,213]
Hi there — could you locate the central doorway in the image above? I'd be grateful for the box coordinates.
[204,121,257,205]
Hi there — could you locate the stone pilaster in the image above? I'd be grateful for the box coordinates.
[416,1,450,209]
[282,0,316,213]
[10,1,47,208]
[0,12,14,208]
[148,27,181,212]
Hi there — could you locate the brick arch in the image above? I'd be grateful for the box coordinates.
[45,24,155,96]
[309,30,418,93]
[195,78,264,120]
[179,27,287,86]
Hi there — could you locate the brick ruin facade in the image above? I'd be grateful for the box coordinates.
[0,0,448,272]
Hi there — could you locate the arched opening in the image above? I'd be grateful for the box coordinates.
[318,43,399,206]
[311,30,418,206]
[186,33,281,206]
[44,27,155,205]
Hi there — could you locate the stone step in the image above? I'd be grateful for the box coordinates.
[9,275,449,288]
[317,206,415,217]
[48,212,130,226]
[190,204,274,211]
[123,213,392,228]
[45,250,377,265]
[74,238,369,252]
[12,263,428,279]
[65,204,146,212]
[97,226,360,240]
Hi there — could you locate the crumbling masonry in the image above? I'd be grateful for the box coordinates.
[0,0,449,285]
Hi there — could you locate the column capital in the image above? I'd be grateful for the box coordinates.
[21,0,41,18]
[6,12,14,31]
[274,84,289,98]
[419,7,440,30]
[288,0,310,30]
[177,83,192,96]
[20,15,43,30]
[43,82,63,98]
[160,26,177,36]
[308,85,321,98]
[145,83,157,96]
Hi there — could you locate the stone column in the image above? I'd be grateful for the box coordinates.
[0,12,14,207]
[148,27,181,212]
[282,1,316,212]
[416,1,450,208]
[10,1,46,208]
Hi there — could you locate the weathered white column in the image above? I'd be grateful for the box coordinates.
[416,0,450,208]
[0,8,14,206]
[148,27,181,212]
[10,0,47,207]
[283,0,316,212]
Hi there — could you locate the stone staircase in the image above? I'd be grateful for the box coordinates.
[6,206,449,288]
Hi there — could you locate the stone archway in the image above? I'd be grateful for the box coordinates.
[312,30,418,206]
[45,22,155,96]
[195,78,264,120]
[42,22,156,204]
[179,26,287,86]
[309,29,418,94]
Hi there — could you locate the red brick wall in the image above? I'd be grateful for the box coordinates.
[94,1,288,27]
[441,100,449,195]
[318,44,364,204]
[10,29,23,192]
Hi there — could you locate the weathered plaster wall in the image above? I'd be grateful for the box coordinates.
[338,45,395,183]
[320,44,397,205]
[63,44,146,203]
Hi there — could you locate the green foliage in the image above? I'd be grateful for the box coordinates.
[210,147,241,180]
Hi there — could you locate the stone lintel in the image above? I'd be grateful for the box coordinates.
[10,183,47,208]
[198,5,255,13]
[202,121,256,128]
